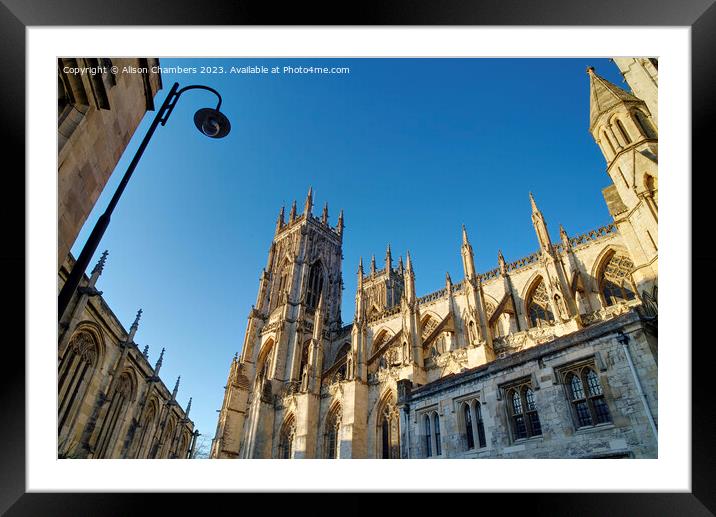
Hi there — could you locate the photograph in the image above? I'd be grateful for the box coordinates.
[56,56,658,460]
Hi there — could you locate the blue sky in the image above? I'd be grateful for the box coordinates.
[71,57,626,445]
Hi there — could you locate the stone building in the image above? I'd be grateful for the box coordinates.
[58,253,197,459]
[210,58,658,459]
[57,57,162,271]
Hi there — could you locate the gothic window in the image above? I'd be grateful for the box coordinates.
[561,363,612,429]
[463,403,474,449]
[424,414,432,457]
[306,261,324,310]
[279,415,296,459]
[421,316,439,340]
[527,279,555,328]
[433,413,441,456]
[599,251,636,307]
[334,343,350,379]
[95,371,134,458]
[58,330,99,434]
[504,380,542,441]
[634,110,657,139]
[135,400,158,458]
[460,399,487,451]
[421,411,441,457]
[324,406,341,459]
[158,418,177,458]
[377,394,400,459]
[615,119,632,145]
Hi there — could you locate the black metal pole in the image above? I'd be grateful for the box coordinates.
[58,82,180,322]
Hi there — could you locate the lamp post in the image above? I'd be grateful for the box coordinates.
[58,82,231,322]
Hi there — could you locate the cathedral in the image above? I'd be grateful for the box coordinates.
[210,58,658,459]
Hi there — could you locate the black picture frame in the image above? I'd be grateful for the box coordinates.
[4,0,713,514]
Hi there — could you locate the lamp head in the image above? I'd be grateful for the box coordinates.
[194,107,231,138]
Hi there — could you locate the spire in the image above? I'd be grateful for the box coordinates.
[289,200,297,222]
[398,256,404,273]
[529,192,552,252]
[461,225,476,280]
[529,192,540,215]
[405,251,416,305]
[498,249,507,275]
[560,224,572,250]
[126,308,142,344]
[172,376,181,400]
[370,254,376,274]
[304,186,313,215]
[385,244,392,269]
[142,344,149,358]
[405,250,413,273]
[357,258,364,289]
[185,397,192,418]
[446,271,452,286]
[321,202,329,224]
[587,66,642,132]
[276,206,285,232]
[154,347,165,375]
[90,250,109,277]
[336,209,344,236]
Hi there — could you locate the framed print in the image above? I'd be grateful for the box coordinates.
[5,0,715,514]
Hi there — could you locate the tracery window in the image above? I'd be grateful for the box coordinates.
[58,330,99,433]
[134,400,158,458]
[279,416,296,459]
[306,261,324,310]
[324,406,341,459]
[95,371,133,458]
[421,316,439,340]
[377,395,400,459]
[599,251,636,306]
[527,279,554,328]
[504,381,542,441]
[561,363,612,429]
[460,399,487,451]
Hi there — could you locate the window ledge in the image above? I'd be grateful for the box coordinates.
[574,423,616,435]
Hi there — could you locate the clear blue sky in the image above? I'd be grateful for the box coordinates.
[71,57,626,444]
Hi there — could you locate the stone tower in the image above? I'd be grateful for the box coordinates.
[211,188,344,458]
[587,65,658,297]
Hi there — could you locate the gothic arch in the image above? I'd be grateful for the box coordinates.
[373,389,400,459]
[58,325,104,436]
[589,244,630,281]
[94,368,137,458]
[371,328,394,354]
[593,247,637,307]
[255,338,275,382]
[278,413,296,459]
[135,396,160,458]
[322,401,342,459]
[523,275,555,328]
[62,320,106,361]
[608,113,635,146]
[306,259,327,309]
[420,312,440,341]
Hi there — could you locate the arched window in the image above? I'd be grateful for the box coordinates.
[474,402,487,448]
[256,339,275,389]
[334,343,350,380]
[433,413,441,456]
[424,414,432,457]
[158,418,177,458]
[270,260,290,312]
[506,382,542,441]
[324,406,341,458]
[306,261,324,310]
[615,119,632,145]
[134,400,158,458]
[526,279,555,328]
[95,371,133,458]
[634,110,657,139]
[463,403,474,449]
[377,394,400,459]
[565,366,612,428]
[279,415,296,459]
[421,316,439,341]
[58,330,99,434]
[601,129,616,155]
[599,251,636,306]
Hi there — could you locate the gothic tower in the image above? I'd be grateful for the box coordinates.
[587,66,658,296]
[211,188,344,459]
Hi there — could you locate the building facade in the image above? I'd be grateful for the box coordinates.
[58,253,197,459]
[210,59,658,459]
[58,57,162,271]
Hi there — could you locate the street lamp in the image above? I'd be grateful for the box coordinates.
[58,82,231,322]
